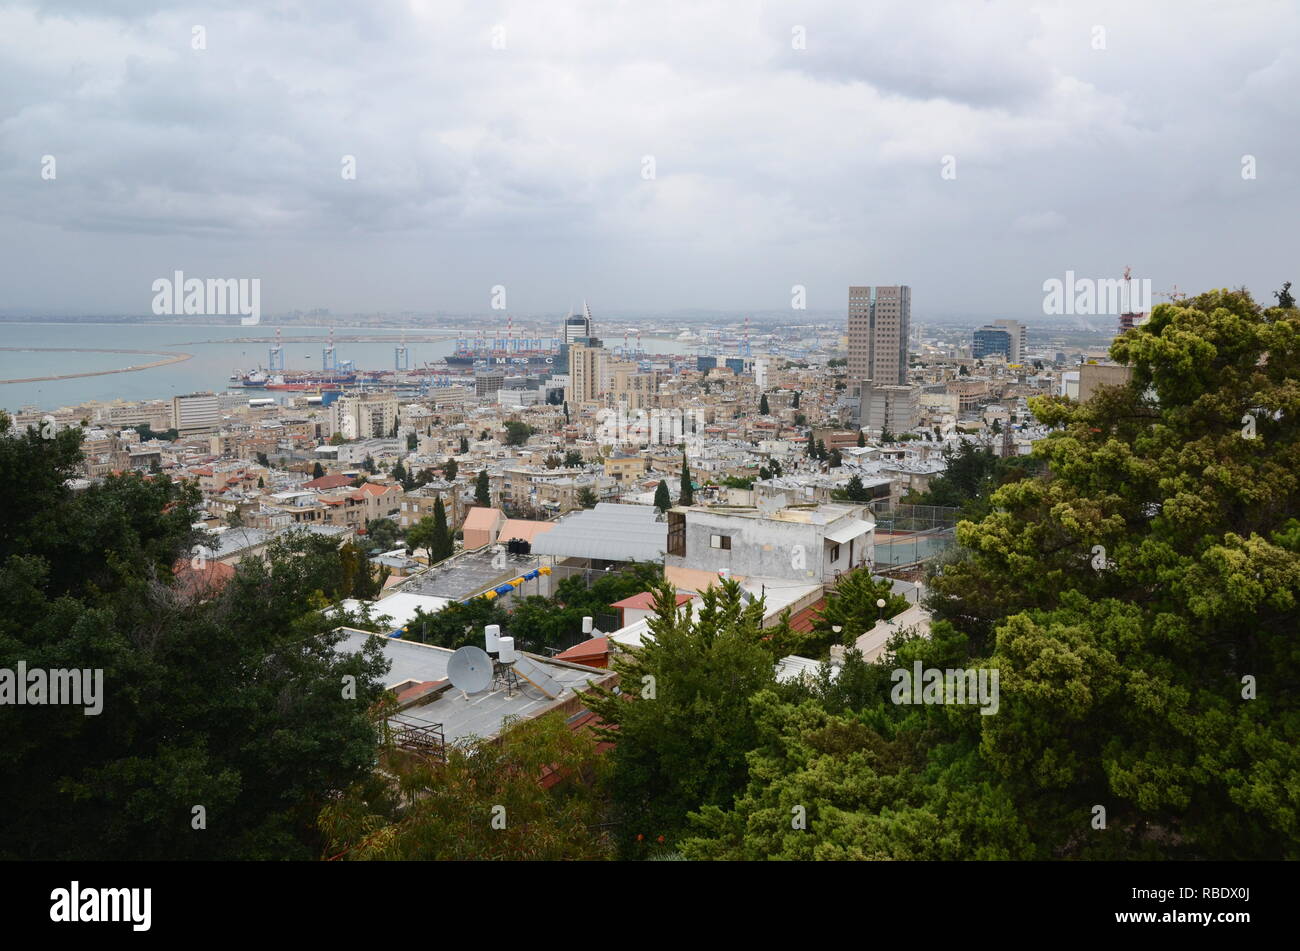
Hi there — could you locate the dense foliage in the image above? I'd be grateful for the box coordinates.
[0,414,389,859]
[681,288,1300,859]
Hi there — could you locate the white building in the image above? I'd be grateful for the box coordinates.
[666,502,875,584]
[171,392,221,436]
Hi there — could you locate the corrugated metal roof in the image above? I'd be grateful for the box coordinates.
[825,518,874,544]
[531,503,667,563]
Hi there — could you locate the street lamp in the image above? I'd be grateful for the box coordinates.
[876,597,887,624]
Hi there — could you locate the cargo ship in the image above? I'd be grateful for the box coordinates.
[231,368,353,388]
[444,351,560,369]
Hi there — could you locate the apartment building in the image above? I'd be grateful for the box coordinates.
[665,502,875,584]
[333,392,398,440]
[567,340,607,406]
[848,285,911,391]
[171,393,221,436]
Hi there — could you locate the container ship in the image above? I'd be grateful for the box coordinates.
[231,368,355,389]
[444,350,561,369]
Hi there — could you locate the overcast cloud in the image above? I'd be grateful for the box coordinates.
[1,0,1297,320]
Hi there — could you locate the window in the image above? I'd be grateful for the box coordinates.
[830,543,841,562]
[667,511,686,557]
[710,534,731,550]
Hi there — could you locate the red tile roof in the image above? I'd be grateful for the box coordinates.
[555,636,609,664]
[610,591,694,611]
[304,474,353,489]
[786,598,827,634]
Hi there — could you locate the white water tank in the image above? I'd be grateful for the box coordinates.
[485,624,501,652]
[498,636,517,664]
[582,616,593,634]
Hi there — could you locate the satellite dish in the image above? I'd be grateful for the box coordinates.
[447,645,493,694]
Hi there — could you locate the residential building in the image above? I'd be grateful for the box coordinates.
[333,392,398,440]
[848,285,911,392]
[665,502,874,584]
[171,392,221,436]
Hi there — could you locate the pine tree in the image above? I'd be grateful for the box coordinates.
[654,480,671,512]
[475,469,490,507]
[759,393,769,415]
[856,429,865,448]
[679,454,694,506]
[791,391,800,409]
[312,462,325,479]
[459,436,469,453]
[444,458,458,481]
[1274,281,1295,309]
[431,496,453,562]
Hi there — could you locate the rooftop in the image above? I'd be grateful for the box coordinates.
[400,547,542,601]
[332,628,609,744]
[531,502,667,563]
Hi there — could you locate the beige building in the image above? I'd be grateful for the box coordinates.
[612,363,659,411]
[860,384,919,434]
[171,393,221,436]
[567,340,607,405]
[1078,363,1133,402]
[604,453,648,483]
[333,392,398,440]
[848,285,911,392]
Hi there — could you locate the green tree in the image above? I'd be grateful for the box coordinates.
[505,420,534,446]
[759,393,770,415]
[585,579,777,855]
[403,597,508,649]
[407,508,452,565]
[791,391,800,409]
[687,287,1300,862]
[857,429,866,447]
[475,469,491,507]
[364,517,400,551]
[319,712,612,860]
[444,457,458,481]
[1274,280,1294,309]
[653,480,671,512]
[430,496,453,562]
[0,421,391,860]
[679,454,694,506]
[312,462,326,479]
[459,436,469,453]
[577,487,599,509]
[406,432,418,451]
[564,450,583,467]
[813,570,909,647]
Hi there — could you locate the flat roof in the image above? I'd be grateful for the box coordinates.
[400,549,542,601]
[531,502,667,563]
[332,628,607,744]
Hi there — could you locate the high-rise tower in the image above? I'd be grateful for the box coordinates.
[847,285,911,390]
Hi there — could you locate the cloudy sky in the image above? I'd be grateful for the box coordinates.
[1,0,1297,321]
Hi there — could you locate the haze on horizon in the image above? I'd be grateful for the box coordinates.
[1,0,1297,321]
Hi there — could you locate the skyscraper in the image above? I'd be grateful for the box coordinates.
[847,285,911,392]
[567,339,607,405]
[992,319,1027,364]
